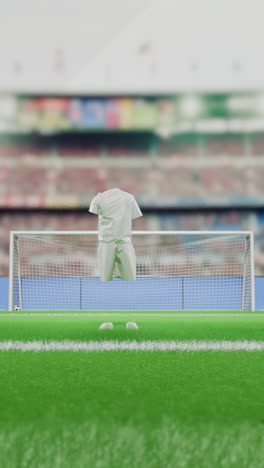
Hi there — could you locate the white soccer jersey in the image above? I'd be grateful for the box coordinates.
[89,188,142,243]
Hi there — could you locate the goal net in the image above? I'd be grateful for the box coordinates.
[9,231,255,311]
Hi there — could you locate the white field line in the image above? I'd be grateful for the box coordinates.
[1,340,264,352]
[1,314,264,318]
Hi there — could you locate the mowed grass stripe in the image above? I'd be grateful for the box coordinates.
[2,339,264,352]
[1,316,264,342]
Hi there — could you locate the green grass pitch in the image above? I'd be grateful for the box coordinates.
[0,312,264,467]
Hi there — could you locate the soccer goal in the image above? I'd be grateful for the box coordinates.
[9,231,255,312]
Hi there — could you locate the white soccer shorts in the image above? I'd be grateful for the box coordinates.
[97,241,136,282]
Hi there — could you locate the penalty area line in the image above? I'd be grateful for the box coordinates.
[1,340,264,352]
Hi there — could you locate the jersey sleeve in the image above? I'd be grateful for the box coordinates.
[89,195,99,215]
[131,196,143,219]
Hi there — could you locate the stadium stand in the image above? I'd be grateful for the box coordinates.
[1,101,264,276]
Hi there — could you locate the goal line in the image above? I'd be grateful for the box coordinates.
[1,313,264,318]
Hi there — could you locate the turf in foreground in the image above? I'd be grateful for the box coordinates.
[0,314,264,467]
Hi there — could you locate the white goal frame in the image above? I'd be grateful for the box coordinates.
[9,230,255,312]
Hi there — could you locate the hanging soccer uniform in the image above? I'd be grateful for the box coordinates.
[89,188,142,281]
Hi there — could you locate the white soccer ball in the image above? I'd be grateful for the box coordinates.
[126,322,139,330]
[99,322,114,330]
[14,305,20,311]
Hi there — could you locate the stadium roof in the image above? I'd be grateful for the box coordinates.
[0,0,263,93]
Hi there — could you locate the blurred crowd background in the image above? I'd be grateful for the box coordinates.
[1,0,264,276]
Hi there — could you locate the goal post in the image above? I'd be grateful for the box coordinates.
[250,231,255,311]
[9,230,255,312]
